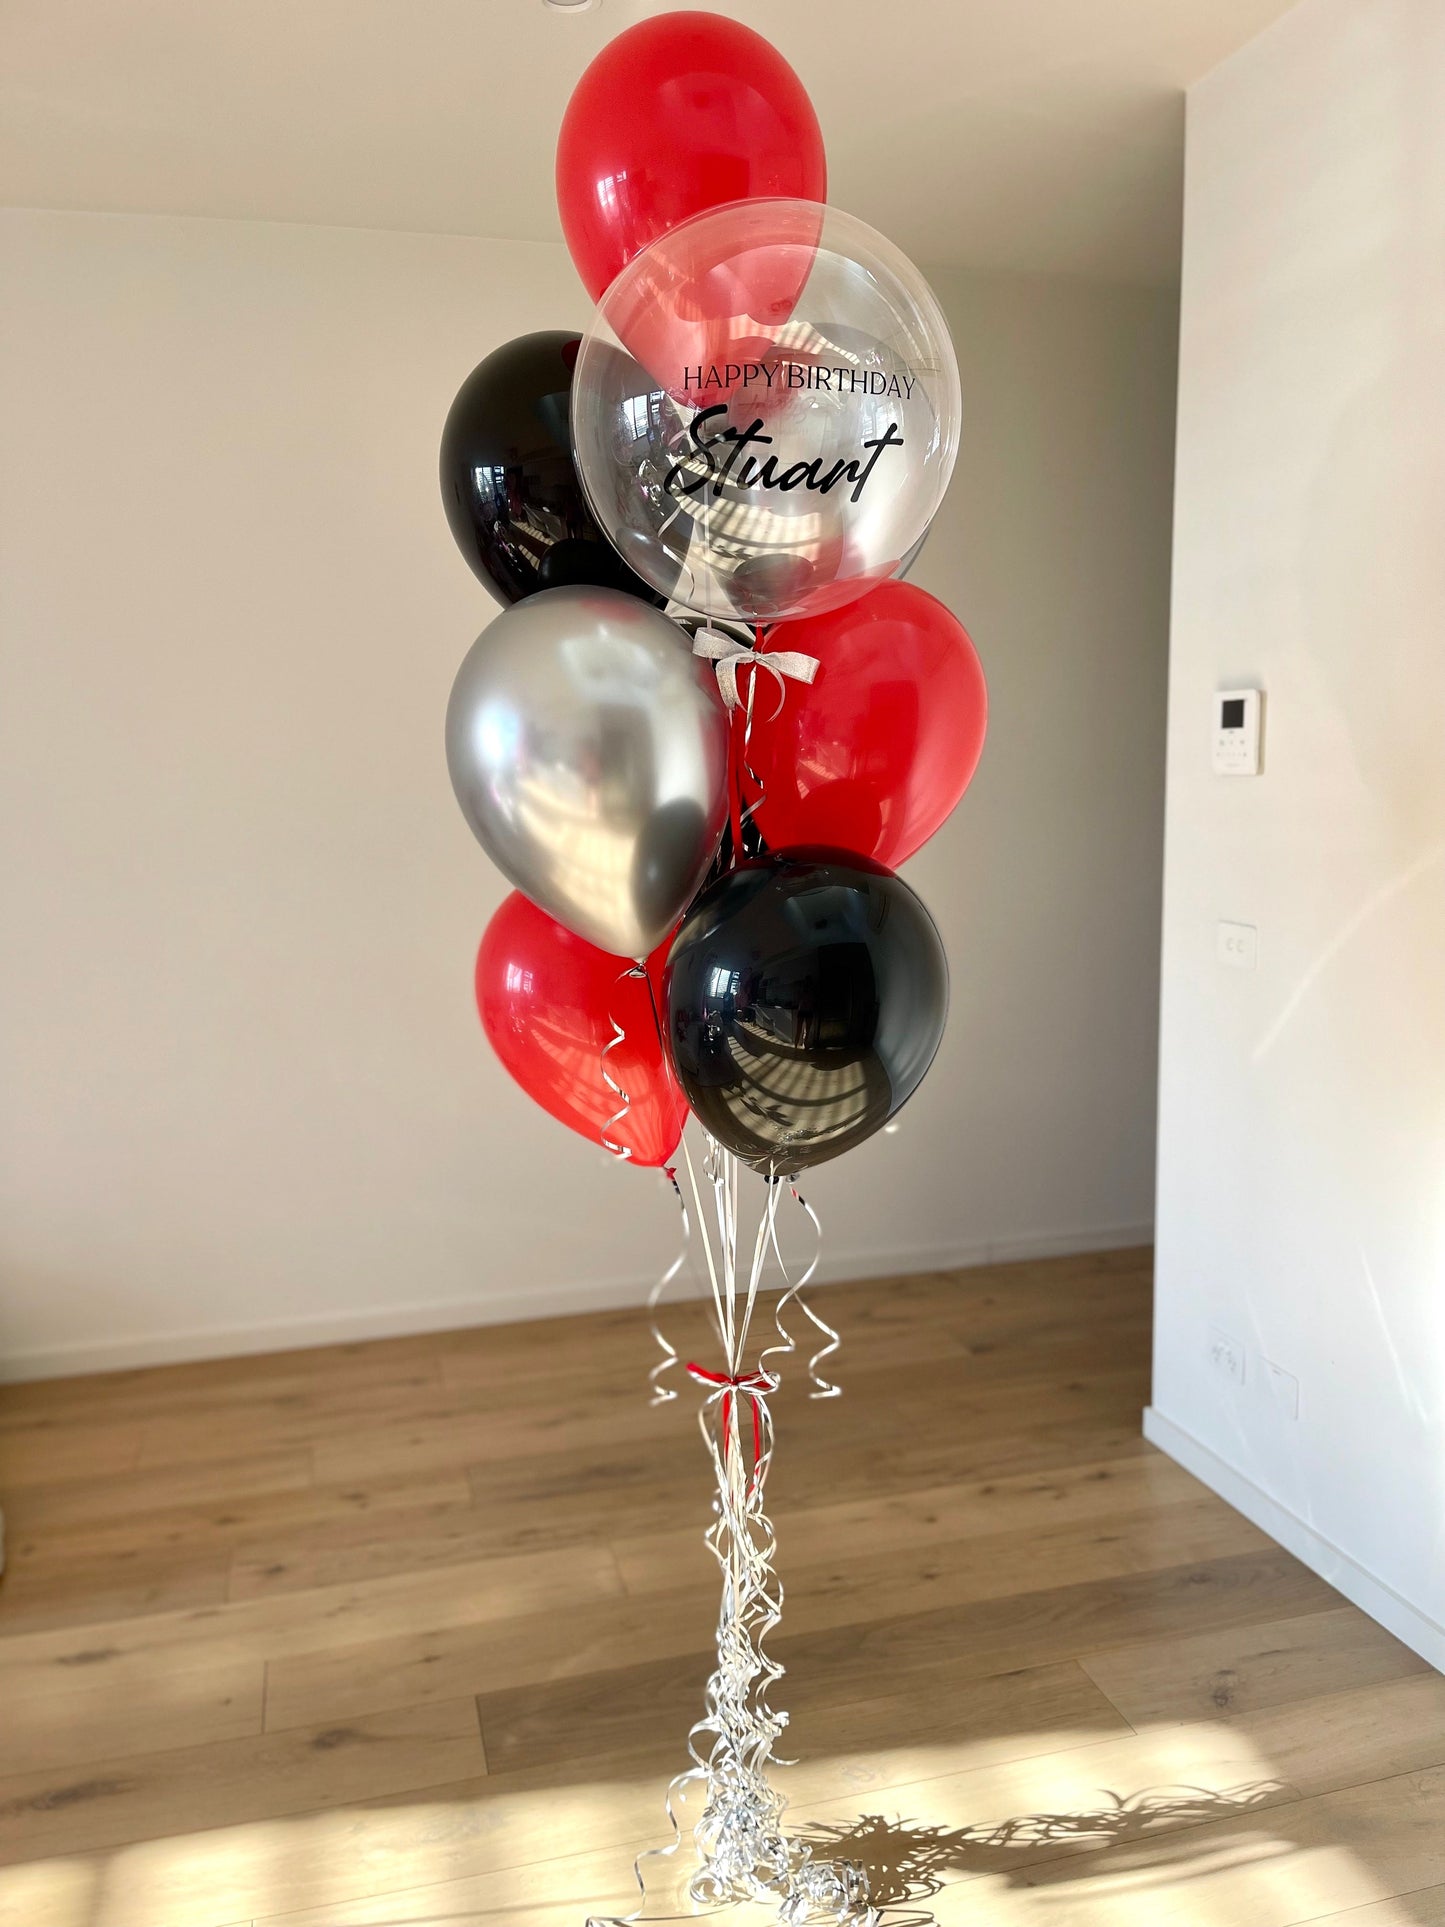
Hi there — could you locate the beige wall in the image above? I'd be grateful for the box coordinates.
[1150,0,1445,1665]
[0,208,1176,1377]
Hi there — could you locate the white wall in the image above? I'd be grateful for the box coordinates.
[0,208,1176,1378]
[1150,0,1445,1668]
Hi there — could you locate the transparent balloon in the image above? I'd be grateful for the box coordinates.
[571,199,961,626]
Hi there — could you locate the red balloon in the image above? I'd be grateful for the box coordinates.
[746,582,987,868]
[556,11,827,304]
[476,894,685,1168]
[589,198,828,407]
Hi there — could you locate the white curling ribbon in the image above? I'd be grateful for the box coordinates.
[587,1138,874,1927]
[760,1180,842,1402]
[692,627,819,717]
[645,1167,688,1406]
[598,962,647,1162]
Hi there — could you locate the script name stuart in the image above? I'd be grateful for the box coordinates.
[664,404,905,505]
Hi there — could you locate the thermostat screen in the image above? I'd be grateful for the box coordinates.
[1220,698,1246,729]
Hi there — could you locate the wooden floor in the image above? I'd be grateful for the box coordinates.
[0,1247,1442,1927]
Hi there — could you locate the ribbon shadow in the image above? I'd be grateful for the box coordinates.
[793,1780,1291,1925]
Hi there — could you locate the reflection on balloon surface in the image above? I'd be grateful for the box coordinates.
[477,894,684,1166]
[572,200,961,624]
[446,588,729,958]
[665,852,949,1173]
[556,13,826,304]
[440,332,665,607]
[748,582,987,867]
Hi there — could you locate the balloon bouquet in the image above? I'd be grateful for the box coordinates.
[439,16,986,1925]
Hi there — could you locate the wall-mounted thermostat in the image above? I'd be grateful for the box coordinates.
[1212,687,1263,775]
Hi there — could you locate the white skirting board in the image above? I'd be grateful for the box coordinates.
[1144,1405,1445,1676]
[0,1219,1152,1383]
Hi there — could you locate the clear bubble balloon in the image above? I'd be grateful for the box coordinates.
[570,199,961,626]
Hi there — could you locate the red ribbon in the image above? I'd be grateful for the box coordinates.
[685,1362,779,1481]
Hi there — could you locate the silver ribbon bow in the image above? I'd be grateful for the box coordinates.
[692,628,820,717]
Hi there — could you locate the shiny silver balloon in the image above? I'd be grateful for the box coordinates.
[446,586,729,958]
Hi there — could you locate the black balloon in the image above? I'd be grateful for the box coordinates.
[439,331,664,608]
[665,852,948,1174]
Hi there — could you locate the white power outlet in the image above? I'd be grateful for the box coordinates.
[1209,1328,1246,1386]
[1217,920,1258,970]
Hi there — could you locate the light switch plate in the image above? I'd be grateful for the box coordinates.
[1263,1359,1300,1419]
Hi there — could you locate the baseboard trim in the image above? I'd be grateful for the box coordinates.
[0,1220,1153,1383]
[1144,1405,1445,1675]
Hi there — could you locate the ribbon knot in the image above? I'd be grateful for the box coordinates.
[692,628,819,716]
[686,1361,780,1482]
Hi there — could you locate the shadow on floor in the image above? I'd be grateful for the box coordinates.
[792,1779,1292,1924]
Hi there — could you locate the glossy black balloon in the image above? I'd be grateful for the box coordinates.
[665,852,948,1174]
[439,331,663,608]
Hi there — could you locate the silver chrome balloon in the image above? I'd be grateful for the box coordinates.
[446,586,729,958]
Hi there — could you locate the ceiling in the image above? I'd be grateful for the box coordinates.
[1,0,1298,284]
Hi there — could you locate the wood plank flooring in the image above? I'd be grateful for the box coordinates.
[0,1246,1440,1927]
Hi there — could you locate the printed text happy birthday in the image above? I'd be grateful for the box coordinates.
[682,361,918,399]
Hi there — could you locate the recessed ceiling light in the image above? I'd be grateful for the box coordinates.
[542,0,600,12]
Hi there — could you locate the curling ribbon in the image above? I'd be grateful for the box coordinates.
[598,960,648,1159]
[692,627,819,715]
[644,1165,687,1406]
[685,1361,779,1481]
[694,623,816,865]
[759,1178,840,1399]
[589,1143,869,1927]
